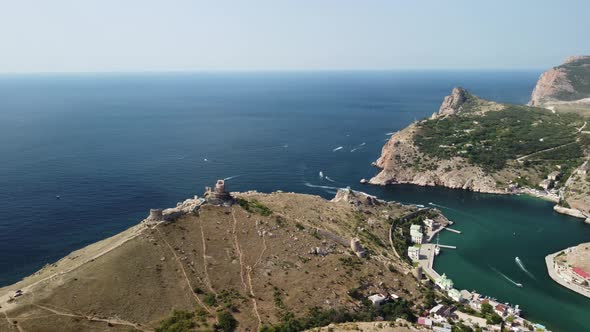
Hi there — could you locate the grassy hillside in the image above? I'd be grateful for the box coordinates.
[0,191,439,332]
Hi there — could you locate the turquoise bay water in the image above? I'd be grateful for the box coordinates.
[0,71,588,331]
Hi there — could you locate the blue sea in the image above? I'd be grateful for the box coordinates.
[1,71,589,331]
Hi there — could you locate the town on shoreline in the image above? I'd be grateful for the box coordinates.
[392,206,553,332]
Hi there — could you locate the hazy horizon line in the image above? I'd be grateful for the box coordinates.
[0,67,546,76]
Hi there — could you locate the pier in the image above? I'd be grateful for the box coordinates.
[438,244,456,249]
[445,227,461,234]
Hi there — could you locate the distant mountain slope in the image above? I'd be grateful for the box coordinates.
[0,189,434,332]
[371,87,590,219]
[529,56,590,115]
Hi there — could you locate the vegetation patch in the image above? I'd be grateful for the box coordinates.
[156,310,196,332]
[260,300,416,332]
[414,105,588,171]
[215,311,238,332]
[236,197,273,216]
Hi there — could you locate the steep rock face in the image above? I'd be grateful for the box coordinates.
[529,55,590,107]
[529,67,575,106]
[370,116,502,194]
[437,87,469,117]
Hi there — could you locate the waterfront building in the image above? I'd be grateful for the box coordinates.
[572,266,590,284]
[448,288,463,302]
[435,273,454,291]
[410,224,424,244]
[408,245,420,261]
[547,171,562,181]
[423,218,436,230]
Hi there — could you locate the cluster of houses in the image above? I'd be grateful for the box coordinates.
[410,224,424,244]
[538,171,562,191]
[408,218,442,261]
[412,274,551,332]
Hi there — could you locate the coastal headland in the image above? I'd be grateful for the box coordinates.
[0,183,437,331]
[369,56,590,222]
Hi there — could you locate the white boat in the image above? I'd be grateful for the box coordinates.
[434,234,441,256]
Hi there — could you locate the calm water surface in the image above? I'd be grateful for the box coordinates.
[1,71,588,331]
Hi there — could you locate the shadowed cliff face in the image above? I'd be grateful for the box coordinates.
[529,56,590,114]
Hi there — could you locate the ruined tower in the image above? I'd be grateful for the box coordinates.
[205,179,234,205]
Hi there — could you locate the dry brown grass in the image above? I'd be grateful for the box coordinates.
[0,191,429,332]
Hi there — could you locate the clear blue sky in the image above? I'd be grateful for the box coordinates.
[1,0,589,73]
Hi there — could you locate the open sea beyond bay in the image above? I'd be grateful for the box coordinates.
[1,71,589,331]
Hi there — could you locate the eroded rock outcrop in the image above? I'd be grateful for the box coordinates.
[437,87,469,117]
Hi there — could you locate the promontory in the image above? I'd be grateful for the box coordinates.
[370,57,590,221]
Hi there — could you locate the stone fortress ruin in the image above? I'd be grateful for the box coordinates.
[204,179,234,206]
[144,179,234,224]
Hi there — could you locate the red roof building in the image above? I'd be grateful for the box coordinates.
[572,267,590,279]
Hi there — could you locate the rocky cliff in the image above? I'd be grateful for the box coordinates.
[370,88,506,193]
[371,87,590,218]
[529,56,590,114]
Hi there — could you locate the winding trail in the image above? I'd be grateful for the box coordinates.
[154,226,215,318]
[0,225,145,315]
[33,303,149,332]
[516,141,578,163]
[230,209,248,293]
[199,222,217,295]
[231,208,263,331]
[3,311,17,332]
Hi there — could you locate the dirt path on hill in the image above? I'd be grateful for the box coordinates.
[154,227,215,318]
[0,225,145,316]
[230,209,248,293]
[516,141,578,162]
[230,208,263,331]
[34,303,149,332]
[199,222,217,295]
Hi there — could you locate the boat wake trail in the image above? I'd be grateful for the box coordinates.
[428,202,461,212]
[490,266,523,288]
[332,146,343,152]
[304,182,341,191]
[325,176,336,183]
[224,175,241,181]
[515,257,536,279]
[350,142,366,152]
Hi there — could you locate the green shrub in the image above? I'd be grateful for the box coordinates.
[155,310,195,332]
[236,198,272,216]
[215,311,238,332]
